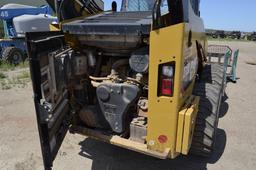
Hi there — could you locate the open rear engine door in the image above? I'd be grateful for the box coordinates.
[26,32,72,170]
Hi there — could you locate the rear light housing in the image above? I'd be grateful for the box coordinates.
[158,62,175,97]
[161,78,173,95]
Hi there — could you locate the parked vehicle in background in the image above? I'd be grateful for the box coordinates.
[247,32,256,41]
[0,3,57,64]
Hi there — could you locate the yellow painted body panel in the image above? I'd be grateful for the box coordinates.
[147,14,206,158]
[147,23,185,158]
[181,96,199,154]
[176,107,186,153]
[49,24,61,31]
[176,93,195,153]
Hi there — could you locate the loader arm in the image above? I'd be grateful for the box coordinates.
[45,0,104,21]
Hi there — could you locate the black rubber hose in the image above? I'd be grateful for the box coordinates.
[111,59,129,75]
[93,55,102,76]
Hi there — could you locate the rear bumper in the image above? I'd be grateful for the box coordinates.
[70,126,170,159]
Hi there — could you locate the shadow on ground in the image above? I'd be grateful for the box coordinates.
[219,92,229,118]
[77,128,226,170]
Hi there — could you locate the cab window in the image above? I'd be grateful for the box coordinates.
[122,0,155,11]
[190,0,200,16]
[152,0,183,30]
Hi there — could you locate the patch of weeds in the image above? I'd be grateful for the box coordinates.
[0,72,6,79]
[7,71,30,88]
[0,61,29,71]
[17,61,29,69]
[0,61,15,71]
[17,71,30,79]
[0,81,11,90]
[0,70,30,90]
[8,78,29,88]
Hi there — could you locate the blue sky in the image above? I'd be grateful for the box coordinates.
[103,0,256,32]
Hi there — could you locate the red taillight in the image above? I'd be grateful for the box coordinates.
[159,64,175,97]
[161,79,173,95]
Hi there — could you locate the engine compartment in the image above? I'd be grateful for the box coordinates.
[39,44,149,143]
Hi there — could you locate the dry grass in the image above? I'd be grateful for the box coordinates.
[0,61,30,90]
[17,71,30,79]
[0,70,30,90]
[0,81,11,90]
[0,61,29,71]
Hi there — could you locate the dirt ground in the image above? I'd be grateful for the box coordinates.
[0,41,256,170]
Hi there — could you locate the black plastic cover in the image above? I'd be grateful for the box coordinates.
[62,11,152,53]
[96,83,140,133]
[62,11,152,36]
